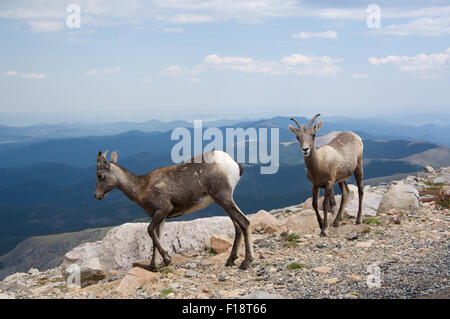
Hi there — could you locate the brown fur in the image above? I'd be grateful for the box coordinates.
[94,151,254,270]
[289,115,364,236]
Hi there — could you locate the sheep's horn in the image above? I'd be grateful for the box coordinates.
[290,118,301,128]
[309,114,321,127]
[102,150,109,160]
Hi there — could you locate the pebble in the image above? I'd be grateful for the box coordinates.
[184,270,198,278]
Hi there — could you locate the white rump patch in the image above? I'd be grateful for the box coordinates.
[211,151,241,190]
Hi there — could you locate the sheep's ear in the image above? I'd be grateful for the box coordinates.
[110,151,118,163]
[97,151,102,161]
[314,120,323,133]
[288,125,297,134]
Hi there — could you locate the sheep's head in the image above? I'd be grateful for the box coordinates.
[94,150,119,200]
[288,114,323,157]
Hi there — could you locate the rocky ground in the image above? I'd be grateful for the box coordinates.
[0,167,449,299]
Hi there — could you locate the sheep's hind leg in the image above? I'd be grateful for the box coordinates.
[225,221,243,267]
[354,160,364,225]
[148,221,164,271]
[147,210,172,268]
[212,191,254,270]
[333,181,349,227]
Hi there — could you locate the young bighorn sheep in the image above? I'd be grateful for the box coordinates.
[94,150,254,270]
[288,114,364,236]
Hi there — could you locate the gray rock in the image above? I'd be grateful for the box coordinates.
[424,166,435,174]
[28,268,39,275]
[377,182,419,215]
[346,185,383,217]
[184,270,198,278]
[243,291,286,299]
[432,175,450,185]
[61,217,235,287]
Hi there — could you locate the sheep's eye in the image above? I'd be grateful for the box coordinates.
[312,134,316,138]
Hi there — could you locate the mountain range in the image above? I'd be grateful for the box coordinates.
[0,116,449,258]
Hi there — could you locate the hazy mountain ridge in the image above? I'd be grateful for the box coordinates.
[0,116,448,259]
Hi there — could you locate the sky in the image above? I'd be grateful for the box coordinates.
[0,0,449,124]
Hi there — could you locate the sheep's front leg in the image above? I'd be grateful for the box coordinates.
[147,210,172,268]
[322,183,334,237]
[312,185,323,230]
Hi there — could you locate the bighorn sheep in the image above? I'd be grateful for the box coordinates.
[288,114,364,236]
[94,150,254,270]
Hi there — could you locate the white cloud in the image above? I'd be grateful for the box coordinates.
[156,14,214,24]
[4,70,46,79]
[2,1,449,38]
[351,73,368,78]
[27,19,65,32]
[188,77,200,83]
[162,27,184,32]
[160,65,200,76]
[162,53,343,77]
[369,48,450,77]
[292,30,338,39]
[377,17,450,37]
[84,66,122,75]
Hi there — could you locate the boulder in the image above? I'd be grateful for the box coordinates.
[62,256,106,288]
[377,182,419,215]
[432,175,450,185]
[61,217,234,287]
[248,210,286,234]
[424,166,435,174]
[3,272,27,284]
[115,267,159,297]
[346,185,383,217]
[302,184,382,217]
[285,209,319,235]
[209,234,233,254]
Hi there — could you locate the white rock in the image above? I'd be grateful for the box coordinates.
[285,209,319,235]
[346,185,383,217]
[28,268,40,275]
[424,166,435,174]
[377,182,419,215]
[61,217,234,287]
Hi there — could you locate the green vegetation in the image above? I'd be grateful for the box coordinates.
[160,268,173,275]
[160,288,175,297]
[287,262,306,270]
[364,217,380,225]
[282,232,301,248]
[435,191,450,209]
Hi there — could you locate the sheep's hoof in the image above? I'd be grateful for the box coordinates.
[238,258,254,270]
[163,255,172,267]
[355,220,362,225]
[225,257,237,267]
[332,221,340,228]
[148,264,158,272]
[320,231,328,237]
